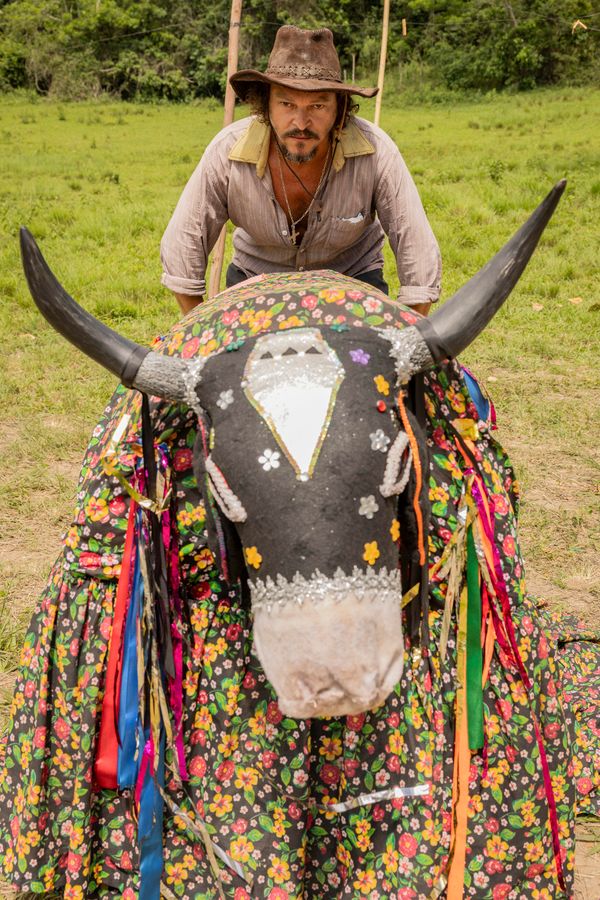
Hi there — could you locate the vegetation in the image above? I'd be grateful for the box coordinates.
[0,0,598,100]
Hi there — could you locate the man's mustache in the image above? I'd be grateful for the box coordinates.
[284,129,319,140]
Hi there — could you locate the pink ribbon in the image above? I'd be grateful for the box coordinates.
[135,738,155,806]
[470,475,566,891]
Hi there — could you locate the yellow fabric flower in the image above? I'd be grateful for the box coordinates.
[319,288,345,303]
[267,856,290,883]
[245,546,263,569]
[390,519,400,542]
[278,315,304,330]
[374,374,390,396]
[363,541,380,566]
[353,868,377,894]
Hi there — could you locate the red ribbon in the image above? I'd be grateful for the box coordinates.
[94,500,137,789]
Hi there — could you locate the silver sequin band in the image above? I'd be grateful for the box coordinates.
[160,787,253,885]
[323,783,430,813]
[250,565,402,612]
[376,325,434,385]
[134,353,206,411]
[181,358,207,417]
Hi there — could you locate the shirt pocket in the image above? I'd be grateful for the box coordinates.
[321,209,369,255]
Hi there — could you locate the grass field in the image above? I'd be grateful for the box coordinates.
[0,87,599,895]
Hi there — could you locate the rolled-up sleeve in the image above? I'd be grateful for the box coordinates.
[160,140,230,297]
[374,135,442,305]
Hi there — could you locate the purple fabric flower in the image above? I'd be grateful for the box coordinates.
[349,348,370,365]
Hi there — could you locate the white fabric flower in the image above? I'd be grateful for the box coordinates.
[358,495,379,519]
[258,448,281,471]
[370,429,391,452]
[216,389,234,410]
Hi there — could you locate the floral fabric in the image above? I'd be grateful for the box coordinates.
[0,271,598,899]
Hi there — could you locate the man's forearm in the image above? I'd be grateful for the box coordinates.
[175,293,203,315]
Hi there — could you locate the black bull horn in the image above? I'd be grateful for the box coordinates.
[19,180,566,394]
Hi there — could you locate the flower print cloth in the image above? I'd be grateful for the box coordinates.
[0,271,598,899]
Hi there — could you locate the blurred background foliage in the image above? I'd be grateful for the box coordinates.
[0,0,598,101]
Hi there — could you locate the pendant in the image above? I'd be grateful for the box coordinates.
[290,224,297,245]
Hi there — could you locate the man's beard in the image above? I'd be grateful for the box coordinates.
[281,145,317,164]
[281,128,319,163]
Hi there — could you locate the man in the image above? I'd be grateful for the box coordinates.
[160,25,441,316]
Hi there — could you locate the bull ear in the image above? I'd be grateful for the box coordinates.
[415,180,566,363]
[19,227,204,406]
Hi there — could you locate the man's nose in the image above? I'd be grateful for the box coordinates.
[292,109,311,130]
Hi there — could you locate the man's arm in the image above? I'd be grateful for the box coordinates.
[160,137,230,309]
[174,293,204,314]
[374,134,442,312]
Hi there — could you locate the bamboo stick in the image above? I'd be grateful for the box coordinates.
[374,0,391,128]
[208,0,243,299]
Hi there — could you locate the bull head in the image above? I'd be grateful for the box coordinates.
[19,181,565,718]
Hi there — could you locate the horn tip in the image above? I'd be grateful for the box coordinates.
[19,226,37,258]
[554,178,567,195]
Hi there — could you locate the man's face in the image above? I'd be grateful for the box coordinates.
[268,84,338,163]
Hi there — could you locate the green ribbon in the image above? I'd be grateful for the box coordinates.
[466,525,484,751]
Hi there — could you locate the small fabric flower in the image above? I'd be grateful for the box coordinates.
[258,448,281,471]
[390,519,400,542]
[319,289,346,304]
[244,546,262,569]
[370,429,390,452]
[217,389,234,410]
[358,496,379,519]
[363,296,383,313]
[349,348,370,365]
[374,374,390,396]
[363,541,380,566]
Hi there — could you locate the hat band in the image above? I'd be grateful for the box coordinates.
[266,63,342,83]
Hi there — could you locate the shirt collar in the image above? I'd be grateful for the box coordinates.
[228,118,375,178]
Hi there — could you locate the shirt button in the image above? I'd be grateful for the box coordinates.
[299,248,305,253]
[282,230,288,236]
[299,266,305,271]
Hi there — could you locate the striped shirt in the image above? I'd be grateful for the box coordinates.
[160,116,441,305]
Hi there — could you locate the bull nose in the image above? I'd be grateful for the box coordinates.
[251,569,405,718]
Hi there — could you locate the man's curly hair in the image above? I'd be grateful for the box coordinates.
[244,84,358,131]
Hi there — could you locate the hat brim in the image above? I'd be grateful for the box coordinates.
[230,70,378,100]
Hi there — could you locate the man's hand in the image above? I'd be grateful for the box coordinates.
[175,293,203,314]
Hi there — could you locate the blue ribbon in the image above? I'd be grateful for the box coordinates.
[118,524,143,789]
[461,366,490,422]
[138,730,165,900]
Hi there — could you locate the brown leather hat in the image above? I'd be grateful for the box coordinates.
[230,26,378,99]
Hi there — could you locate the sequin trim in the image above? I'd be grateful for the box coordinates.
[380,432,412,498]
[205,455,247,523]
[250,565,402,612]
[181,359,207,417]
[322,783,430,813]
[376,325,433,384]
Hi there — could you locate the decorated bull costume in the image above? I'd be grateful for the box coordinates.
[0,182,598,899]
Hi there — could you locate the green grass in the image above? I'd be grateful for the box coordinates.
[0,87,599,684]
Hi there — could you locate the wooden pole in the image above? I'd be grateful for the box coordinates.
[208,0,243,299]
[374,0,391,128]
